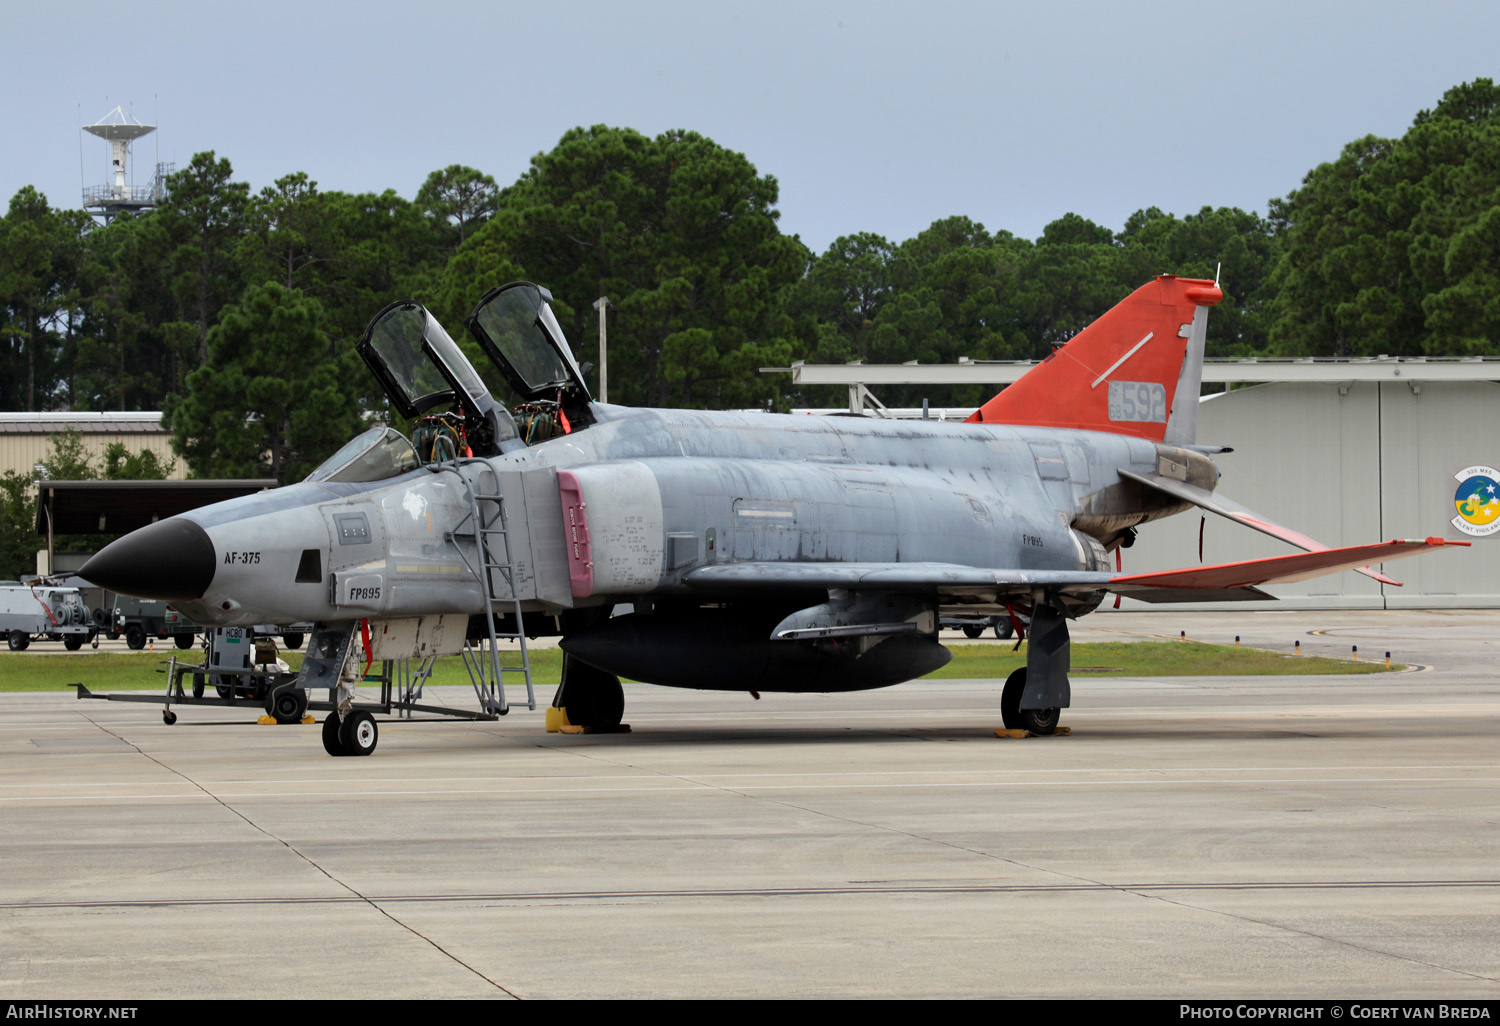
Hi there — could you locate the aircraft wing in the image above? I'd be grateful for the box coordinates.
[683,538,1466,605]
[1118,468,1403,586]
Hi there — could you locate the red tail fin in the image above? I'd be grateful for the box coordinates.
[966,276,1223,444]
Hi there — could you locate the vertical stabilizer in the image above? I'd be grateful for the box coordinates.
[967,276,1222,444]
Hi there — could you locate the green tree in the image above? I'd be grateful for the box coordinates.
[0,471,37,579]
[164,281,367,483]
[64,210,195,410]
[1269,79,1500,356]
[417,165,499,249]
[1118,205,1280,355]
[35,429,97,480]
[240,172,325,291]
[444,126,807,409]
[1009,213,1129,354]
[791,232,895,365]
[866,218,1032,407]
[0,188,93,411]
[155,152,251,366]
[101,442,174,480]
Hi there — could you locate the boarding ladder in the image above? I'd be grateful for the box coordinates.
[442,458,536,716]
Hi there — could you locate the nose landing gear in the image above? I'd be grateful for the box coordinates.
[322,710,378,756]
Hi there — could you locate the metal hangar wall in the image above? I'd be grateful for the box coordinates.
[1119,379,1497,609]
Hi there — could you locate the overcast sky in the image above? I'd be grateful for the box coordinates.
[6,0,1499,255]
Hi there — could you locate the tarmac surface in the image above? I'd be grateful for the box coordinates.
[1,608,1497,999]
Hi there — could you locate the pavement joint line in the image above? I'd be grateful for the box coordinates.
[6,775,1500,802]
[6,878,1500,912]
[3,762,1497,787]
[1115,884,1500,987]
[74,708,522,1000]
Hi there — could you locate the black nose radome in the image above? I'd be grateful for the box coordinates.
[80,518,217,602]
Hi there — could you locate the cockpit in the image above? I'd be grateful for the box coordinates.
[351,282,594,470]
[304,426,422,484]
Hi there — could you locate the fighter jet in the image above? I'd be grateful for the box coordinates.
[81,276,1464,754]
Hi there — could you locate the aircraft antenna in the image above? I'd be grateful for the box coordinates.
[1214,262,1222,288]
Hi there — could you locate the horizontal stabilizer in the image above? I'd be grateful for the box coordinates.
[1109,538,1468,594]
[1119,468,1403,586]
[1116,586,1275,604]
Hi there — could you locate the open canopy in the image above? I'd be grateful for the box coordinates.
[465,282,591,404]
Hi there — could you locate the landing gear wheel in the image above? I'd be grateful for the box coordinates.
[558,658,625,728]
[962,624,984,639]
[8,631,29,651]
[174,634,194,650]
[266,684,308,725]
[64,635,84,651]
[1001,667,1060,735]
[281,631,304,650]
[339,710,378,756]
[994,619,1015,640]
[125,625,146,650]
[321,713,344,756]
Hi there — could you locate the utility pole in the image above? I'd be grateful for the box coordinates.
[593,296,611,403]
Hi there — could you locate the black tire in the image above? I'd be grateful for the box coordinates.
[125,625,146,651]
[282,631,304,650]
[215,683,233,700]
[8,631,29,652]
[266,684,308,725]
[559,659,625,728]
[339,710,378,756]
[174,634,194,650]
[962,624,984,639]
[322,713,345,756]
[63,634,85,651]
[163,710,177,725]
[994,619,1015,640]
[192,674,205,699]
[1000,666,1059,735]
[106,631,120,641]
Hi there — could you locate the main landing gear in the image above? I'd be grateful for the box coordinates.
[550,653,626,731]
[999,603,1072,736]
[1001,668,1061,735]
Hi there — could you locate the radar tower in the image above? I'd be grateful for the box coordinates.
[81,106,172,222]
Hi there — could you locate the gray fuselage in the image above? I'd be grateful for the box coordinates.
[163,404,1204,629]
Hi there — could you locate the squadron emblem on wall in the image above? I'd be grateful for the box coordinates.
[1452,465,1500,537]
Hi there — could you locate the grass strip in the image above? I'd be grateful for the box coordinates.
[0,640,1399,694]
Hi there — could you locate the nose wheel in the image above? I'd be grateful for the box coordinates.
[322,710,378,756]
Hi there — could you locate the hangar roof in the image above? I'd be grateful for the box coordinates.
[0,412,167,435]
[770,356,1500,388]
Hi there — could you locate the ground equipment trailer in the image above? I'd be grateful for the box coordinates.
[2,582,95,651]
[74,612,535,756]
